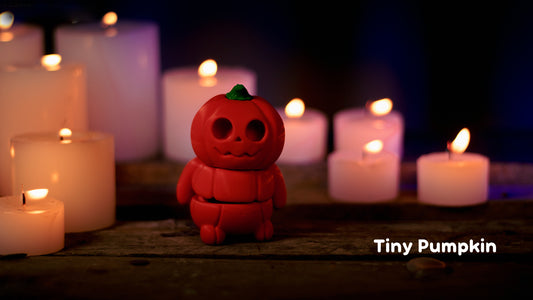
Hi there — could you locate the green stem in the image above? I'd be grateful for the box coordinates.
[225,84,253,100]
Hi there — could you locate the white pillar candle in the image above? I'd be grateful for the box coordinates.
[333,98,404,158]
[0,55,88,196]
[417,128,489,207]
[276,98,328,164]
[55,12,160,162]
[0,12,43,67]
[162,59,256,162]
[0,189,64,256]
[11,129,115,232]
[328,140,400,203]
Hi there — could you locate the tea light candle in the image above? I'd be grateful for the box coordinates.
[162,59,256,162]
[0,11,44,67]
[276,98,328,164]
[328,140,400,203]
[417,128,489,207]
[55,12,160,161]
[0,189,64,256]
[0,54,88,196]
[11,129,115,232]
[333,98,404,157]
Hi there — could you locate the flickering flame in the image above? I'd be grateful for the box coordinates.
[198,59,217,77]
[368,98,393,116]
[26,188,49,200]
[59,128,72,144]
[0,11,14,41]
[102,12,118,27]
[41,54,62,71]
[364,139,384,154]
[59,128,72,137]
[0,11,14,30]
[285,98,305,118]
[198,59,218,87]
[448,128,470,154]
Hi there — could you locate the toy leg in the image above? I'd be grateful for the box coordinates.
[190,196,227,245]
[200,224,226,245]
[255,220,273,241]
[254,200,274,241]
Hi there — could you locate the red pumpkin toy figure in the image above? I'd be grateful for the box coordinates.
[177,84,287,245]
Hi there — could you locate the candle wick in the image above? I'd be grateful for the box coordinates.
[22,191,26,206]
[362,150,368,161]
[447,141,453,160]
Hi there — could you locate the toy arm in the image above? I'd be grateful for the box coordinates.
[177,158,201,205]
[272,164,287,209]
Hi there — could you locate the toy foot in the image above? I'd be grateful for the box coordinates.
[200,225,225,245]
[255,221,273,241]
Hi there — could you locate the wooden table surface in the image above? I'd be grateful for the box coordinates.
[1,160,532,299]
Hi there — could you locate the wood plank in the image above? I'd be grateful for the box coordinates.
[0,256,530,299]
[51,214,532,260]
[2,160,531,298]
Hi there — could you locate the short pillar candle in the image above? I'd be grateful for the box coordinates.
[328,140,400,203]
[162,59,256,162]
[55,12,160,161]
[0,11,44,67]
[276,98,328,164]
[0,189,64,256]
[334,98,404,158]
[11,129,115,232]
[0,54,88,196]
[417,128,490,207]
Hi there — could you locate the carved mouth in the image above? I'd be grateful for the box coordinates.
[214,147,258,158]
[205,197,262,204]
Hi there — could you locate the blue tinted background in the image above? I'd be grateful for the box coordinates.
[5,0,532,162]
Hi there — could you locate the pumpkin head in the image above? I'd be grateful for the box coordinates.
[191,84,285,170]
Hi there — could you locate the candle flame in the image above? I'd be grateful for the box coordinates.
[0,11,14,30]
[285,98,305,118]
[448,128,470,154]
[102,12,118,27]
[26,188,49,200]
[59,128,72,137]
[59,128,72,144]
[364,139,384,154]
[198,59,218,87]
[198,59,217,77]
[41,54,62,71]
[368,98,393,116]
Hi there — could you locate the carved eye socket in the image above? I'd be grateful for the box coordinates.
[212,118,232,139]
[246,119,265,142]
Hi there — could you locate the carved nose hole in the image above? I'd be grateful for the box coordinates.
[235,136,242,142]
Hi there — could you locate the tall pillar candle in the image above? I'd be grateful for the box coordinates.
[11,129,115,232]
[0,11,43,67]
[0,55,88,196]
[328,140,400,203]
[276,98,328,164]
[0,189,64,256]
[417,128,489,206]
[334,98,404,158]
[163,59,256,162]
[55,12,160,161]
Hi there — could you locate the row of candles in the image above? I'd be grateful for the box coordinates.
[0,12,489,256]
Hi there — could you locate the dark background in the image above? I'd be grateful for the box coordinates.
[3,0,533,162]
